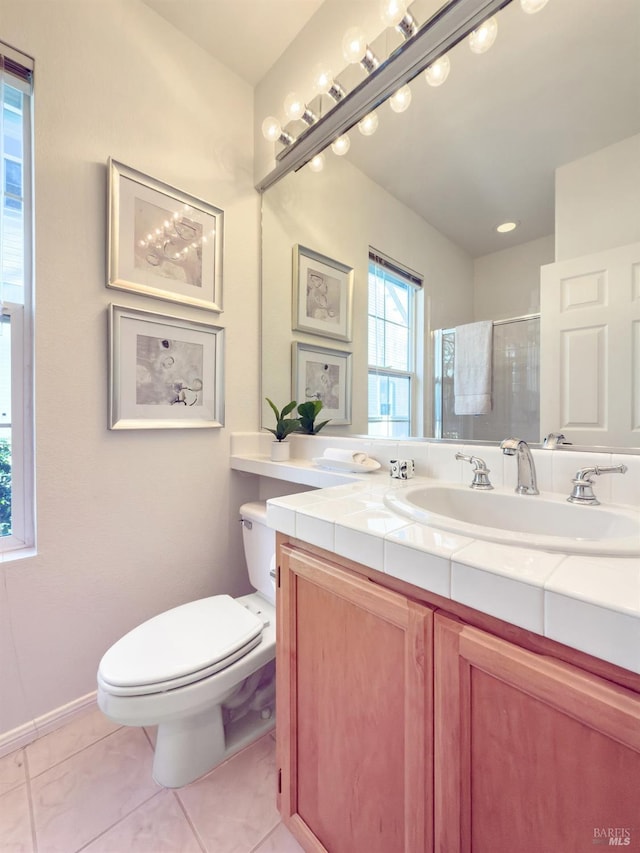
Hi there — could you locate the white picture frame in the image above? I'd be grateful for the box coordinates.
[107,158,224,312]
[292,341,352,425]
[292,244,353,342]
[109,304,225,430]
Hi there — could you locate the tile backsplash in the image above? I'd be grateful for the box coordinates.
[231,433,640,508]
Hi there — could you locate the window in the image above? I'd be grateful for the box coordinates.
[0,46,34,556]
[368,250,422,438]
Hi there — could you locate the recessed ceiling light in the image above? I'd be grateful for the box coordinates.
[496,221,518,233]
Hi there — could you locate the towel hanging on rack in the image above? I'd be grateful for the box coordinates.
[454,320,493,415]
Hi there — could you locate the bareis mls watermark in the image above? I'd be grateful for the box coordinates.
[592,827,635,846]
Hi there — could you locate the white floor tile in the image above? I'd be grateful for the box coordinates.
[27,707,121,777]
[31,727,159,852]
[252,822,305,853]
[82,790,203,853]
[0,747,26,795]
[0,784,34,852]
[177,734,279,853]
[11,709,284,853]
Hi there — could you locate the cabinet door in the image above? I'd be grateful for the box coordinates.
[277,544,433,853]
[435,614,640,853]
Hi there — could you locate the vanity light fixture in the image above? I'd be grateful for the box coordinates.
[496,220,518,233]
[331,134,351,156]
[468,16,498,54]
[283,92,318,126]
[389,84,412,113]
[308,153,325,172]
[312,63,347,103]
[358,112,379,136]
[261,116,294,146]
[258,0,522,190]
[520,0,549,13]
[380,0,418,40]
[424,54,451,87]
[342,26,381,73]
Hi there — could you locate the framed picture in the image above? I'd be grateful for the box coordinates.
[109,304,225,430]
[292,342,352,425]
[292,244,353,341]
[107,158,223,312]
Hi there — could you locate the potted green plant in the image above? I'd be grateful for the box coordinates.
[265,398,300,460]
[297,400,331,435]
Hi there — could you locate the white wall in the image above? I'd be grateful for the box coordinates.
[473,234,554,321]
[555,133,640,261]
[0,0,260,738]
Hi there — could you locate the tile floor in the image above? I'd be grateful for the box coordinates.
[0,705,304,852]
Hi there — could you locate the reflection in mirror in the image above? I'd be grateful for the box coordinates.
[260,0,640,450]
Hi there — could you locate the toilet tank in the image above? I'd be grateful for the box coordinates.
[240,502,276,605]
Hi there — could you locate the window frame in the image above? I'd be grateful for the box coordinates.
[367,250,423,438]
[0,45,35,558]
[1,304,33,552]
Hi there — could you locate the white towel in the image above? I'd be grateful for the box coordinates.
[454,321,493,415]
[323,448,369,465]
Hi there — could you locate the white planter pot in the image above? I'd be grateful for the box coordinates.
[270,441,290,461]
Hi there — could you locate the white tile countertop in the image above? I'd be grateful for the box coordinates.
[230,432,640,674]
[265,477,640,676]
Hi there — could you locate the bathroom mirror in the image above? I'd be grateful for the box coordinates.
[259,0,640,449]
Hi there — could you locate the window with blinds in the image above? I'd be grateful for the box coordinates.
[368,250,421,438]
[0,43,34,553]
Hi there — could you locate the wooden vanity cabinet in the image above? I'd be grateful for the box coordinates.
[276,541,434,853]
[435,614,640,853]
[277,538,640,852]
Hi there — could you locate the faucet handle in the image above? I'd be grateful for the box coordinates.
[543,432,572,448]
[455,452,494,490]
[567,464,627,505]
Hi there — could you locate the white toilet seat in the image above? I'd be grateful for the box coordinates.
[98,595,264,697]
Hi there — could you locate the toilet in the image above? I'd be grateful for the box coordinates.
[97,502,276,788]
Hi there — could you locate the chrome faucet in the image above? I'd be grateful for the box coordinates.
[567,464,627,505]
[543,432,572,449]
[455,452,493,490]
[500,438,539,495]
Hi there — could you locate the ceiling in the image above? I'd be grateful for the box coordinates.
[141,0,323,86]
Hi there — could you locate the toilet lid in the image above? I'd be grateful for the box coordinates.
[98,595,264,690]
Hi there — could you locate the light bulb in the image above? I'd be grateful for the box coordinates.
[261,115,293,146]
[469,16,498,53]
[312,63,333,96]
[283,92,305,122]
[424,54,450,87]
[389,84,412,113]
[380,0,408,27]
[331,134,351,156]
[342,26,367,63]
[308,153,325,172]
[262,116,282,142]
[520,0,549,12]
[358,112,379,136]
[312,63,346,101]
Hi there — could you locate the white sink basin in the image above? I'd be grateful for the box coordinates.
[384,483,640,556]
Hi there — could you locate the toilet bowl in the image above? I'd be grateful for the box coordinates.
[97,502,276,788]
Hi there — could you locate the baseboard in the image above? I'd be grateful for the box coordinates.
[0,691,98,757]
